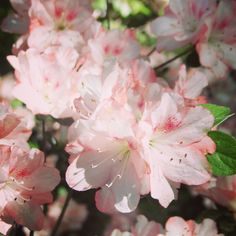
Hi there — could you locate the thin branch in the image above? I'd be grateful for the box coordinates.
[50,189,73,236]
[106,0,111,29]
[42,117,46,154]
[146,47,156,58]
[154,46,194,72]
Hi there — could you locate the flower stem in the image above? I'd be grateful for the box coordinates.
[154,46,194,72]
[106,0,111,29]
[50,189,73,236]
[30,230,34,236]
[42,117,46,154]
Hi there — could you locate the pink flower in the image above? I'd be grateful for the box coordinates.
[0,104,34,148]
[66,102,150,213]
[88,29,140,65]
[197,0,236,78]
[110,215,163,236]
[140,93,214,207]
[158,216,223,236]
[174,65,208,106]
[73,62,131,120]
[8,47,80,118]
[151,0,216,51]
[28,0,96,51]
[0,145,60,231]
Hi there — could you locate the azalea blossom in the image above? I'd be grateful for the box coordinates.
[197,0,236,78]
[158,216,223,236]
[0,145,60,231]
[151,0,217,51]
[0,104,34,148]
[66,102,150,213]
[87,29,140,65]
[174,65,208,105]
[140,92,214,207]
[73,61,131,120]
[8,46,80,118]
[28,0,97,51]
[111,215,162,236]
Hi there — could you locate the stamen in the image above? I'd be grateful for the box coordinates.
[91,150,122,168]
[10,178,35,191]
[106,151,130,188]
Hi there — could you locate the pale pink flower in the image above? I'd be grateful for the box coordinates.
[197,0,236,78]
[0,145,60,231]
[174,65,208,105]
[28,0,96,51]
[104,212,137,236]
[110,215,163,236]
[140,93,214,207]
[73,61,131,120]
[66,102,150,213]
[88,29,140,65]
[0,104,34,148]
[158,216,223,236]
[8,47,80,118]
[151,0,216,51]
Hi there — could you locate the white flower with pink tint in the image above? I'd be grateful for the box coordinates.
[8,46,80,118]
[88,29,140,65]
[0,145,60,231]
[197,0,236,78]
[174,65,208,105]
[110,215,163,236]
[0,104,34,148]
[151,0,216,51]
[66,102,150,213]
[28,0,97,51]
[73,61,131,120]
[158,216,223,236]
[140,93,214,207]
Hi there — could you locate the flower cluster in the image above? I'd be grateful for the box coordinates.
[110,215,222,236]
[151,0,236,78]
[2,0,235,235]
[6,0,216,214]
[0,105,60,234]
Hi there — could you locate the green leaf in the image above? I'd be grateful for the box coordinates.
[10,99,23,109]
[207,131,236,176]
[200,103,232,126]
[28,141,39,149]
